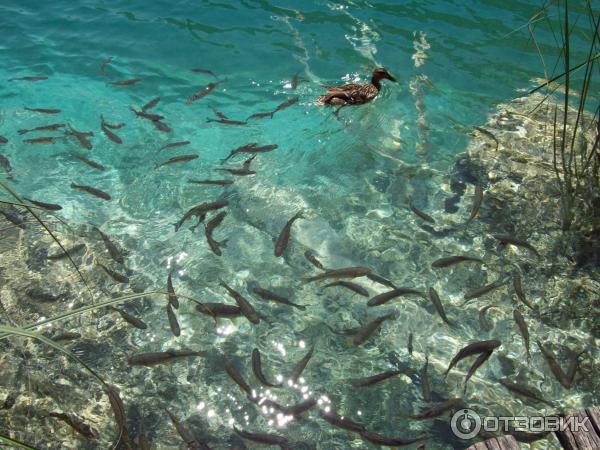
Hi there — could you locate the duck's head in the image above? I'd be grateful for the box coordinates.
[372,67,397,83]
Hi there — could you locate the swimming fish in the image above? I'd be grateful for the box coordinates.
[110,306,147,329]
[111,78,141,87]
[420,355,431,401]
[71,183,111,200]
[431,255,484,268]
[367,287,425,306]
[195,302,241,318]
[304,250,324,269]
[0,155,11,176]
[513,309,530,360]
[536,341,572,388]
[493,234,540,257]
[48,412,99,439]
[166,303,180,337]
[428,287,451,325]
[66,126,93,150]
[466,185,483,224]
[223,357,251,394]
[409,398,463,420]
[9,76,48,81]
[23,197,62,211]
[444,339,501,377]
[498,379,554,407]
[463,350,494,391]
[101,116,123,144]
[366,273,397,289]
[99,56,113,76]
[220,281,261,324]
[47,243,86,260]
[188,179,233,186]
[303,266,372,283]
[142,97,160,111]
[319,410,365,433]
[351,314,395,346]
[73,155,105,171]
[251,286,306,310]
[160,141,191,151]
[155,154,198,169]
[152,120,171,133]
[252,348,282,387]
[205,211,227,256]
[274,97,299,113]
[18,123,65,134]
[25,107,61,114]
[463,279,507,302]
[23,136,64,144]
[216,155,257,176]
[206,118,247,126]
[98,263,129,283]
[186,82,219,104]
[407,332,413,355]
[191,68,216,77]
[474,127,499,151]
[166,410,209,450]
[95,227,124,264]
[274,211,303,257]
[478,304,497,332]
[280,398,317,417]
[512,273,534,309]
[130,107,164,121]
[0,136,7,144]
[409,202,435,223]
[233,426,291,450]
[25,287,61,302]
[167,273,179,309]
[211,107,229,120]
[223,143,278,162]
[360,430,425,447]
[175,199,228,231]
[351,370,401,387]
[128,350,204,366]
[247,111,274,120]
[289,344,315,382]
[323,280,368,297]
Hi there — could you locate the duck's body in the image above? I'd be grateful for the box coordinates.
[316,68,396,106]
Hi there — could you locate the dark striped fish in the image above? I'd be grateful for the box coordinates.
[195,302,241,318]
[206,118,247,126]
[95,227,124,264]
[25,107,61,114]
[409,398,463,420]
[186,82,219,104]
[71,183,111,200]
[420,355,431,401]
[220,281,260,324]
[111,306,147,330]
[252,348,281,387]
[274,211,303,257]
[274,97,299,113]
[191,68,216,77]
[513,273,534,309]
[304,249,324,269]
[128,350,204,366]
[23,197,62,211]
[351,314,395,346]
[188,179,233,186]
[513,309,530,360]
[319,410,365,433]
[101,116,123,144]
[18,123,65,134]
[166,303,180,337]
[224,357,251,394]
[428,287,451,325]
[323,280,368,297]
[493,234,540,257]
[66,126,93,150]
[351,370,401,387]
[409,202,435,223]
[99,56,112,76]
[155,154,198,169]
[252,286,305,310]
[47,243,86,260]
[142,97,160,111]
[478,304,497,332]
[367,288,425,306]
[444,340,501,377]
[303,266,372,283]
[73,154,105,171]
[9,76,48,81]
[111,78,141,87]
[23,136,64,144]
[205,211,227,256]
[463,279,507,302]
[167,273,179,309]
[289,344,314,382]
[431,255,483,268]
[152,120,171,133]
[98,263,129,283]
[160,141,190,151]
[360,430,424,447]
[233,426,291,450]
[466,185,483,224]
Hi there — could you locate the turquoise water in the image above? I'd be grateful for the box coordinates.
[0,1,598,449]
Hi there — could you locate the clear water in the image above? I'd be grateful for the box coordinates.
[0,1,597,449]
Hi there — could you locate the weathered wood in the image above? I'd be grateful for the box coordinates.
[555,408,600,450]
[586,406,600,437]
[465,435,519,450]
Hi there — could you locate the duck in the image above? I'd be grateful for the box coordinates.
[316,68,396,106]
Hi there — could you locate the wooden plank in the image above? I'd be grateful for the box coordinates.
[586,406,600,437]
[486,435,520,450]
[465,435,519,450]
[555,409,600,450]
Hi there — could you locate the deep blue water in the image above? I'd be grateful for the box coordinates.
[0,1,597,449]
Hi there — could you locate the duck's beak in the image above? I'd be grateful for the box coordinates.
[387,73,397,82]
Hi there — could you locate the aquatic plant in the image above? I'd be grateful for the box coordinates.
[528,1,600,242]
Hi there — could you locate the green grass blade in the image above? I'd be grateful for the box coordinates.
[0,434,39,450]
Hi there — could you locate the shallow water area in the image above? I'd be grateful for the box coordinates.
[0,1,599,449]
